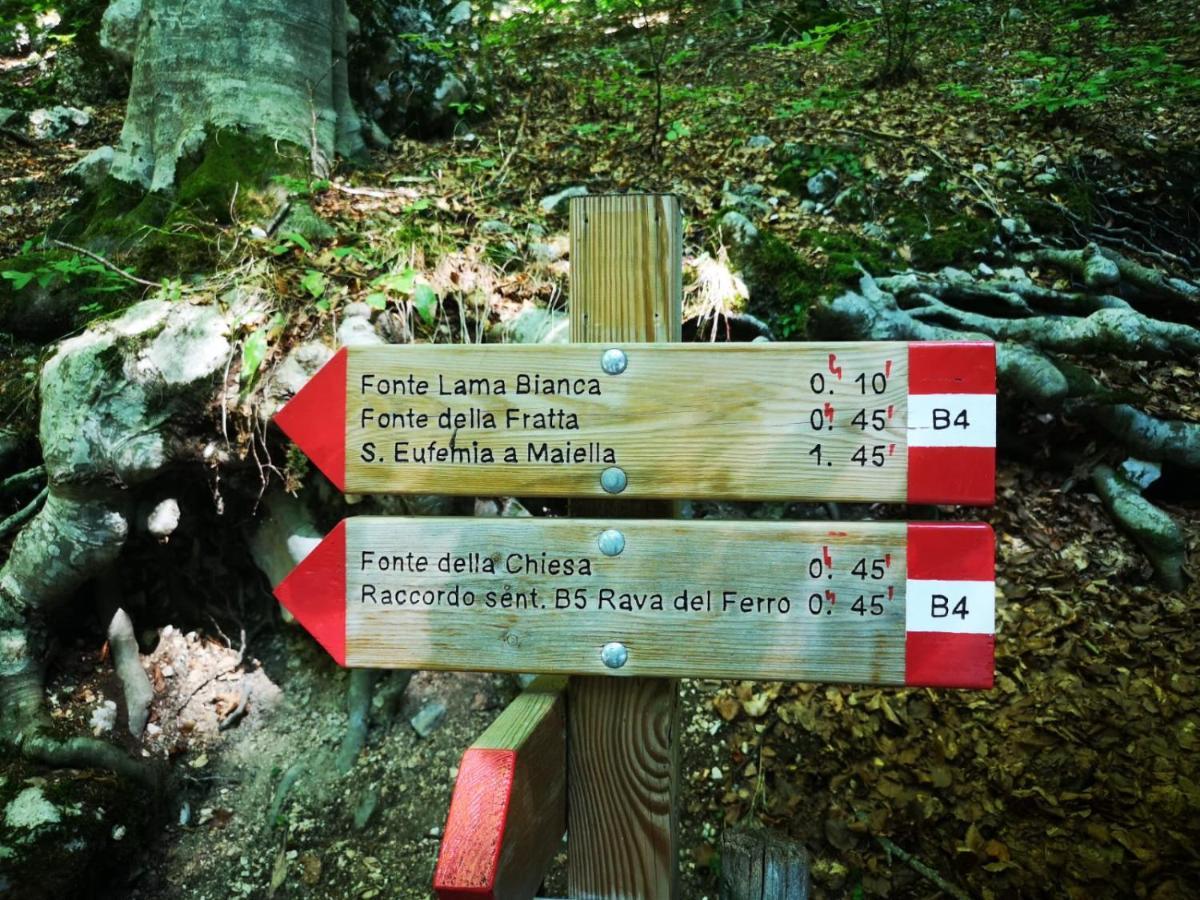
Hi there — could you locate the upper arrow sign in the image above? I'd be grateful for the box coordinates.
[274,341,995,504]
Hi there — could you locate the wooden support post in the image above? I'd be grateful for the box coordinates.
[567,194,682,899]
[720,827,812,900]
[434,677,568,900]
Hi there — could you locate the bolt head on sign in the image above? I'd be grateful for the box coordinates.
[272,341,995,504]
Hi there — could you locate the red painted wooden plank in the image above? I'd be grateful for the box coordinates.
[905,632,995,689]
[908,341,996,394]
[907,522,995,581]
[434,748,518,899]
[908,446,996,505]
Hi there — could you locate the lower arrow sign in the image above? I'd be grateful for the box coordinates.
[274,518,994,688]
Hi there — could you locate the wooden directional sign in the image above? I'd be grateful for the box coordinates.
[274,341,996,504]
[274,517,994,688]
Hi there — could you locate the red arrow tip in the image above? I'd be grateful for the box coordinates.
[274,521,347,666]
[274,347,347,491]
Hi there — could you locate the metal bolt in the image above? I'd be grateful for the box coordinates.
[600,466,627,494]
[601,348,627,375]
[600,641,628,669]
[598,529,625,557]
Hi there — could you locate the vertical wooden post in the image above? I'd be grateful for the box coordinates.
[567,194,682,899]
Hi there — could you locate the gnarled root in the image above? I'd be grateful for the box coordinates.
[2,629,158,787]
[107,608,154,738]
[1093,465,1186,590]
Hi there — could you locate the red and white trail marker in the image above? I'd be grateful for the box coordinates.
[274,341,996,504]
[273,517,994,689]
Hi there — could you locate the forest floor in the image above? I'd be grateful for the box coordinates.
[3,1,1200,898]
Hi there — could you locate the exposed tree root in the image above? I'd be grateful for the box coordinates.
[1093,465,1186,590]
[818,250,1197,584]
[107,608,154,738]
[1077,404,1200,470]
[1018,244,1200,310]
[336,668,380,775]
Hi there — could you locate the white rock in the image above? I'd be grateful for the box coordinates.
[90,700,118,735]
[4,787,61,830]
[28,105,90,140]
[146,498,180,537]
[539,185,588,214]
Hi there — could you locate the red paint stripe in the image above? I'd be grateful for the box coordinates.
[907,446,995,505]
[908,342,996,394]
[273,347,347,491]
[905,632,994,688]
[272,520,346,665]
[906,522,994,581]
[434,748,517,899]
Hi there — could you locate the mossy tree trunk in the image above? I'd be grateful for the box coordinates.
[104,0,364,193]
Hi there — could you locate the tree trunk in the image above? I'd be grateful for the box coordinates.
[101,0,363,193]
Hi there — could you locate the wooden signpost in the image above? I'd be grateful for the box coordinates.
[275,517,994,687]
[272,194,999,900]
[275,342,996,504]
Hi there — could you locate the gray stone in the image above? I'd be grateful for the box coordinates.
[799,200,819,215]
[39,301,231,485]
[999,217,1019,237]
[1033,171,1058,187]
[503,306,569,344]
[528,241,565,264]
[721,210,758,246]
[746,134,774,150]
[262,341,334,421]
[1018,77,1042,94]
[4,787,60,831]
[972,162,988,175]
[1007,7,1025,21]
[976,262,995,277]
[431,72,468,118]
[65,145,114,190]
[862,222,889,242]
[445,1,471,26]
[806,168,838,199]
[410,700,447,738]
[100,0,142,64]
[337,316,385,347]
[539,185,588,214]
[902,167,930,187]
[28,105,90,140]
[478,219,514,235]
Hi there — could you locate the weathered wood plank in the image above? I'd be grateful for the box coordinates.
[566,193,681,900]
[274,341,997,504]
[271,517,997,687]
[720,827,812,900]
[434,677,567,900]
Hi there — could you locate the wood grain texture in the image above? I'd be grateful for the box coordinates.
[435,677,567,900]
[341,343,912,501]
[720,828,812,900]
[567,193,680,900]
[342,517,913,683]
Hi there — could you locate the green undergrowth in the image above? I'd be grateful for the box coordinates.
[731,229,891,338]
[2,130,326,337]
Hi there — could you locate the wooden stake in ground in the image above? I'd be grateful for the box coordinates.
[567,194,681,899]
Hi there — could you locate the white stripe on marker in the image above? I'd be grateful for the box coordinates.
[907,394,996,447]
[905,579,995,633]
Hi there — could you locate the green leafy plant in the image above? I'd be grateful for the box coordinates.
[365,268,441,325]
[2,248,135,296]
